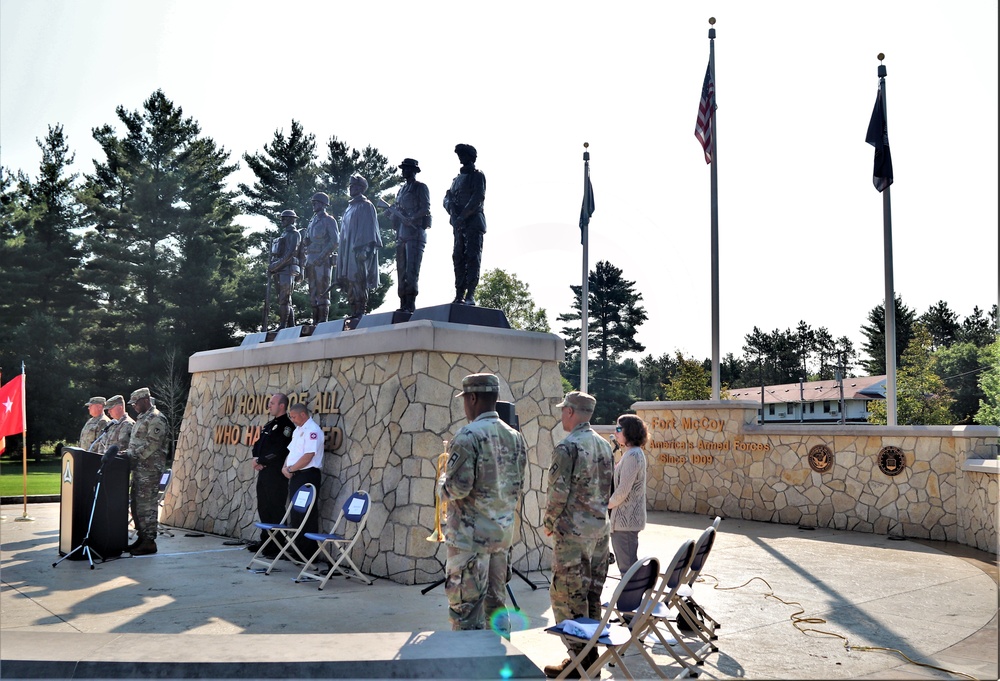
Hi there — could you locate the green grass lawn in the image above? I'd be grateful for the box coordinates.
[0,459,61,496]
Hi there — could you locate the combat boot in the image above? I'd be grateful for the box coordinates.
[130,539,157,556]
[543,649,598,679]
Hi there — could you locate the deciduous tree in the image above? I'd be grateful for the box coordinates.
[867,325,953,425]
[476,269,550,331]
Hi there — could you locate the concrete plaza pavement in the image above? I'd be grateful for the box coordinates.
[1,501,996,680]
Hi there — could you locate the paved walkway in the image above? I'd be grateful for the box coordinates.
[1,502,996,679]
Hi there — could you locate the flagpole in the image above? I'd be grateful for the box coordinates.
[878,55,897,426]
[708,18,721,400]
[15,362,33,521]
[580,143,591,394]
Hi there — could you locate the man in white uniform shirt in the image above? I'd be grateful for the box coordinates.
[284,402,324,558]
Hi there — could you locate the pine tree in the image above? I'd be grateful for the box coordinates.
[860,294,916,375]
[239,119,319,248]
[0,126,93,450]
[919,300,961,350]
[958,305,998,347]
[558,260,647,422]
[78,90,245,388]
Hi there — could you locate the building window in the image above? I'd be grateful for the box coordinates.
[787,404,795,415]
[809,403,815,413]
[823,401,831,413]
[769,404,775,415]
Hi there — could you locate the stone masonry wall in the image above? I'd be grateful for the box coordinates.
[633,401,999,553]
[164,322,565,584]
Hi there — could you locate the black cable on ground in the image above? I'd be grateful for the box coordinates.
[699,573,983,681]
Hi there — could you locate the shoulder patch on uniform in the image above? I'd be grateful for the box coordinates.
[283,427,292,437]
[309,432,318,440]
[549,462,559,474]
[448,452,459,466]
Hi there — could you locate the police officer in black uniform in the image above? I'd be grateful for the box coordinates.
[269,210,302,329]
[247,393,295,555]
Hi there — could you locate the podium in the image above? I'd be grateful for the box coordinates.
[58,447,130,560]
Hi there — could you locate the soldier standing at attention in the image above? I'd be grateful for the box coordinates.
[92,394,134,456]
[303,192,339,325]
[269,209,303,329]
[126,387,171,556]
[443,143,486,306]
[80,396,110,451]
[246,393,294,557]
[438,373,527,633]
[542,391,614,678]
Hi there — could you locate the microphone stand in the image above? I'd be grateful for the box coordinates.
[53,451,115,570]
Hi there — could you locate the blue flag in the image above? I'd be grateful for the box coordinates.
[865,90,893,192]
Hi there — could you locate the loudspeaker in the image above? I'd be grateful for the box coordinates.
[58,447,130,559]
[496,401,520,431]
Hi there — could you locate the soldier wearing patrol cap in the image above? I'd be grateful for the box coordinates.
[92,394,135,456]
[438,373,527,633]
[542,390,613,678]
[269,209,302,329]
[304,192,340,324]
[126,387,171,556]
[79,396,110,451]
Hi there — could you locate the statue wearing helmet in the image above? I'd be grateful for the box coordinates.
[268,209,302,328]
[304,192,340,324]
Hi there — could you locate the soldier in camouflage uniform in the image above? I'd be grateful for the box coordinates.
[542,391,614,678]
[439,373,527,633]
[126,387,171,556]
[80,396,110,451]
[92,394,134,456]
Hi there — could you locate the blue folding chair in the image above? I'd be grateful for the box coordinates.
[246,483,317,575]
[295,490,373,588]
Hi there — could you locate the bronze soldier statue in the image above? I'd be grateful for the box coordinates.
[380,158,430,314]
[304,192,340,324]
[269,210,302,329]
[336,176,382,318]
[443,144,486,306]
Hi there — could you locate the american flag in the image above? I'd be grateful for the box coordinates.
[695,63,716,164]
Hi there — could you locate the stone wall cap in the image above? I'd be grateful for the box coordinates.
[962,458,999,474]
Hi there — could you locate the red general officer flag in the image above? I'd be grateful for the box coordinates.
[0,375,26,449]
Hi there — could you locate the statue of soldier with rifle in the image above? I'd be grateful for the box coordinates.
[264,209,302,330]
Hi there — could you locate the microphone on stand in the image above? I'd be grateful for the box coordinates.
[100,445,119,466]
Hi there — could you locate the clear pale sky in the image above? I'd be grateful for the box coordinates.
[2,0,997,367]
